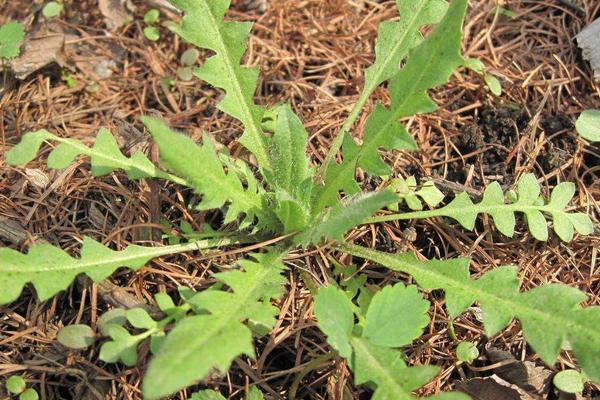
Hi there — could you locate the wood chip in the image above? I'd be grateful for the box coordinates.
[9,33,66,79]
[0,217,28,245]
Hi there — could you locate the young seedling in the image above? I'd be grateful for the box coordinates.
[177,48,199,81]
[42,1,64,19]
[143,9,161,41]
[5,376,39,400]
[0,21,25,61]
[2,0,598,399]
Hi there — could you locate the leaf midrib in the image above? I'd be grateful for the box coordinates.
[198,0,270,171]
[147,262,281,393]
[45,133,188,186]
[341,244,600,358]
[366,201,562,224]
[350,336,412,399]
[363,1,432,97]
[1,238,237,274]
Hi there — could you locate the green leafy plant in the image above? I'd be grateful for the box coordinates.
[5,375,39,400]
[456,342,479,364]
[0,21,25,61]
[177,48,199,81]
[143,9,161,41]
[3,0,598,399]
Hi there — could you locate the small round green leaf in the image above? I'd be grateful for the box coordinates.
[553,369,585,393]
[19,389,39,400]
[144,26,160,41]
[484,73,502,96]
[126,307,156,329]
[57,324,95,349]
[180,48,199,66]
[0,21,25,45]
[463,58,485,74]
[6,375,27,394]
[42,2,64,18]
[576,109,600,142]
[144,9,160,24]
[98,308,128,335]
[176,66,193,81]
[456,341,479,364]
[155,292,176,314]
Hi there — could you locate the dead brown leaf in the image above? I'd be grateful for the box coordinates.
[487,349,553,395]
[457,375,541,400]
[98,0,132,31]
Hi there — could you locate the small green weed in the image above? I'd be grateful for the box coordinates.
[3,0,598,399]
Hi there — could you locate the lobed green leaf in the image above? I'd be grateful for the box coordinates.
[0,238,157,304]
[314,284,466,399]
[6,129,166,180]
[142,249,288,399]
[313,0,467,214]
[169,0,271,172]
[369,174,594,242]
[339,243,600,384]
[0,236,241,305]
[143,117,271,227]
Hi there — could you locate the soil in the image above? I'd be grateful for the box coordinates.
[442,107,580,190]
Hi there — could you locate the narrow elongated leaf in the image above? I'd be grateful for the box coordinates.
[169,0,270,171]
[142,117,269,226]
[6,129,170,181]
[317,0,449,182]
[357,0,467,176]
[338,243,600,384]
[142,250,287,399]
[0,236,239,305]
[369,174,593,242]
[300,190,399,245]
[265,104,314,232]
[266,104,312,193]
[313,0,467,213]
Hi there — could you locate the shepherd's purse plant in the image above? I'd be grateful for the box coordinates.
[3,0,597,399]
